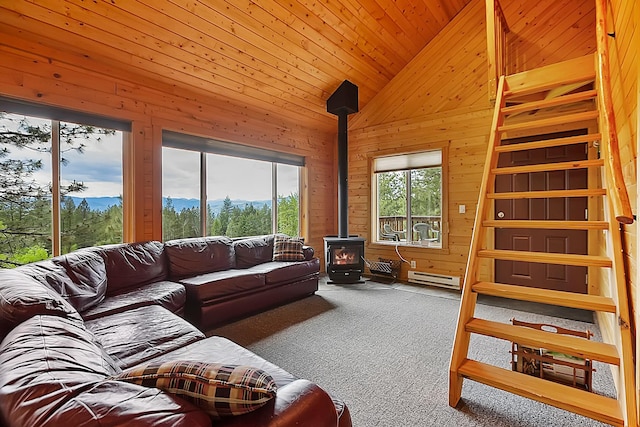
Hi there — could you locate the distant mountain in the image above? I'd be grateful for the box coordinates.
[69,196,121,211]
[68,196,271,215]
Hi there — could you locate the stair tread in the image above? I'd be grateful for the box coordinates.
[488,189,607,199]
[473,281,617,312]
[466,318,619,364]
[457,360,623,426]
[495,133,602,153]
[502,90,597,115]
[482,220,609,230]
[477,249,612,267]
[492,159,604,175]
[498,110,599,133]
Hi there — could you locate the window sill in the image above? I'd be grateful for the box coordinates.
[370,240,449,254]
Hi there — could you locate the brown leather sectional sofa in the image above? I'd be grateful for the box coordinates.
[0,235,351,427]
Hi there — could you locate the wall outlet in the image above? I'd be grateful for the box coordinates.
[410,260,416,269]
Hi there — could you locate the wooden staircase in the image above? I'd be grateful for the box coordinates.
[448,55,636,426]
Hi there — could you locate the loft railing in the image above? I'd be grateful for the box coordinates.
[378,216,441,242]
[595,0,634,225]
[486,0,509,101]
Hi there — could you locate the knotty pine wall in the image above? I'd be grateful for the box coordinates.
[607,0,638,405]
[0,33,337,254]
[348,0,600,282]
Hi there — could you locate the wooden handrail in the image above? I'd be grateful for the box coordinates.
[486,0,509,101]
[595,0,634,224]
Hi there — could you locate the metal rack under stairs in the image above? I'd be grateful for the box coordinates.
[448,55,636,426]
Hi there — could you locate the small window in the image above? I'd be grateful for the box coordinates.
[372,150,445,248]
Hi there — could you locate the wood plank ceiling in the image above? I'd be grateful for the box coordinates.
[0,0,472,134]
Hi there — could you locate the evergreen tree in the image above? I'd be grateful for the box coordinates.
[277,192,299,236]
[378,171,406,217]
[216,196,233,236]
[0,113,115,266]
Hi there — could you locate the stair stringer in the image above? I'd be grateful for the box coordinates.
[448,75,506,406]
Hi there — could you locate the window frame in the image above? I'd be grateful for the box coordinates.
[0,104,130,259]
[370,145,448,250]
[161,131,303,239]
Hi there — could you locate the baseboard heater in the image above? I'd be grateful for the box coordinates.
[407,271,460,290]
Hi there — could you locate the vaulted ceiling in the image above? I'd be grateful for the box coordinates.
[0,0,472,134]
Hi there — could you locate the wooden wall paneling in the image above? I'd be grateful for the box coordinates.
[158,0,381,100]
[0,23,194,105]
[0,48,147,122]
[270,0,396,82]
[503,0,596,74]
[66,0,345,96]
[349,106,492,281]
[144,0,383,101]
[0,3,335,129]
[350,0,486,129]
[103,0,339,103]
[0,37,337,247]
[605,0,638,416]
[317,0,416,64]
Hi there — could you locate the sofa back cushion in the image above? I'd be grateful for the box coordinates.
[92,241,168,295]
[0,269,82,340]
[233,235,275,268]
[18,251,108,313]
[165,236,235,279]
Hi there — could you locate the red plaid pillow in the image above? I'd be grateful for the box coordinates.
[112,360,277,418]
[272,235,305,261]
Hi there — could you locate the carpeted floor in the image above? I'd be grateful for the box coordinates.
[209,277,616,426]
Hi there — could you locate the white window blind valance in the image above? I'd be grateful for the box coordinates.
[373,150,441,173]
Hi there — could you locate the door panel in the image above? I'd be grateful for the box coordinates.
[494,130,588,294]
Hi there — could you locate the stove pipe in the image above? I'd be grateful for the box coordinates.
[326,80,358,238]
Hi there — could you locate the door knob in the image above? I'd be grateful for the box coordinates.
[497,211,505,219]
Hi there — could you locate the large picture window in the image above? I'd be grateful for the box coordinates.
[373,150,445,248]
[0,107,126,267]
[162,131,302,240]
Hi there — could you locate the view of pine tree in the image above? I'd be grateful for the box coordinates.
[215,196,233,236]
[226,203,271,237]
[411,167,442,216]
[0,113,120,267]
[378,171,407,217]
[162,193,299,240]
[377,168,441,218]
[277,193,299,237]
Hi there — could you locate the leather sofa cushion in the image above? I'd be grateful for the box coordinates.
[247,258,320,285]
[17,251,107,313]
[81,280,186,320]
[0,269,82,340]
[92,241,168,295]
[179,270,265,302]
[85,305,205,369]
[234,235,274,268]
[0,315,211,427]
[166,236,236,279]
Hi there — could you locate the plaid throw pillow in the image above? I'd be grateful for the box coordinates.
[112,361,277,418]
[272,235,304,261]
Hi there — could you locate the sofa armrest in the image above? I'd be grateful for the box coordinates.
[302,246,314,260]
[216,379,339,427]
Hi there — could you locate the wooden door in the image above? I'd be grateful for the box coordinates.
[494,130,588,293]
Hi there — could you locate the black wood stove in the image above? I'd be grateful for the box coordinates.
[324,80,364,283]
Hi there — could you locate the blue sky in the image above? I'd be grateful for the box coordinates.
[3,113,299,200]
